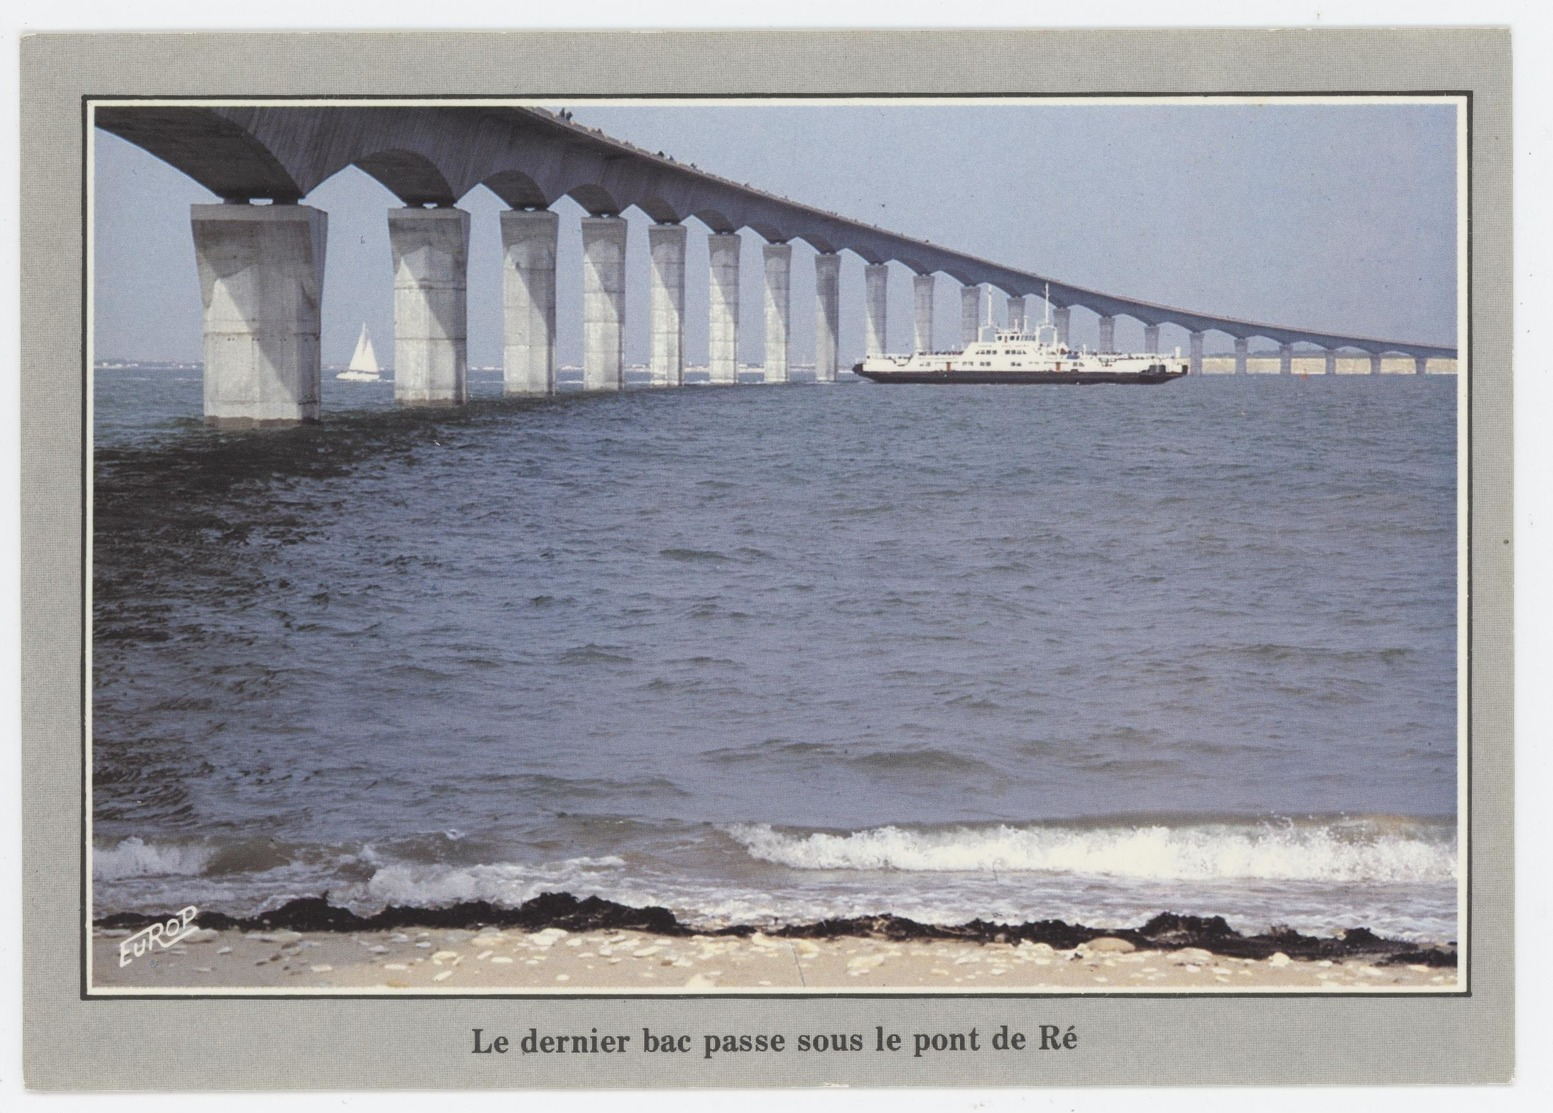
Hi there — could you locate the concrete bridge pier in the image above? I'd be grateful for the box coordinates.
[1325,349,1338,375]
[581,215,627,391]
[814,253,840,382]
[961,285,980,346]
[708,233,740,384]
[1098,315,1116,354]
[864,263,889,355]
[1279,343,1294,376]
[389,206,470,406]
[1234,337,1249,375]
[762,242,791,384]
[1414,356,1429,375]
[1369,353,1383,376]
[1007,294,1027,333]
[500,209,558,395]
[1189,331,1204,375]
[648,223,687,387]
[1143,324,1160,353]
[1054,306,1071,348]
[190,202,327,426]
[914,274,935,353]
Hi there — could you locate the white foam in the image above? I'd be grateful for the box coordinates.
[364,856,627,907]
[88,827,1458,945]
[93,836,214,880]
[725,820,1457,884]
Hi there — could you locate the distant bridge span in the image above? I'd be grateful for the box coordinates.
[95,104,1457,425]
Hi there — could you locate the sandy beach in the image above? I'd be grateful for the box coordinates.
[92,925,1458,993]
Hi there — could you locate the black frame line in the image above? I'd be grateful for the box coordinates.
[78,89,1476,1003]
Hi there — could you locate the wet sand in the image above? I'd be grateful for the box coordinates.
[92,927,1458,993]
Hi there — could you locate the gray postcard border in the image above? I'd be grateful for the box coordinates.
[21,28,1512,1089]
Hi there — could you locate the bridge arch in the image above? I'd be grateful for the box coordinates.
[634,195,686,225]
[794,231,839,255]
[353,149,457,207]
[95,106,303,201]
[482,169,551,211]
[689,206,738,234]
[568,183,622,216]
[747,219,792,244]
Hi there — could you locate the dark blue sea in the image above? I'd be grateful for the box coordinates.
[91,369,1461,943]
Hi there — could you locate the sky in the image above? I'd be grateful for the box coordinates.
[91,101,1460,367]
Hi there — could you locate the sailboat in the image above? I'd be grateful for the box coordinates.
[336,324,383,381]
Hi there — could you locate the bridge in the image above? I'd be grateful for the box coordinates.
[95,104,1459,425]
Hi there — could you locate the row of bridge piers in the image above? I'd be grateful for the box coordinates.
[191,201,1436,427]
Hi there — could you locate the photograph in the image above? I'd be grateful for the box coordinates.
[85,94,1464,997]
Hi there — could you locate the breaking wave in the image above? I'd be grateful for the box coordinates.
[93,836,214,880]
[725,818,1457,885]
[363,855,629,908]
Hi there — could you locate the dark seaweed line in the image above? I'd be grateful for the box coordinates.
[96,893,1456,968]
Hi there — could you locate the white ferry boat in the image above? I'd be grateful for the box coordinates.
[854,292,1187,386]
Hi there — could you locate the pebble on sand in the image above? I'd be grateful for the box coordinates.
[1080,937,1136,955]
[1170,948,1215,965]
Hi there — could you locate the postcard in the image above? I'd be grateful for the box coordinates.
[19,27,1513,1089]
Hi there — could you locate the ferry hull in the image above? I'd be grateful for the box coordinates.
[853,366,1187,385]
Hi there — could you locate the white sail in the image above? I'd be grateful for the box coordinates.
[337,323,383,381]
[349,324,380,374]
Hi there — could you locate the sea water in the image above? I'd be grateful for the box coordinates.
[91,369,1460,943]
